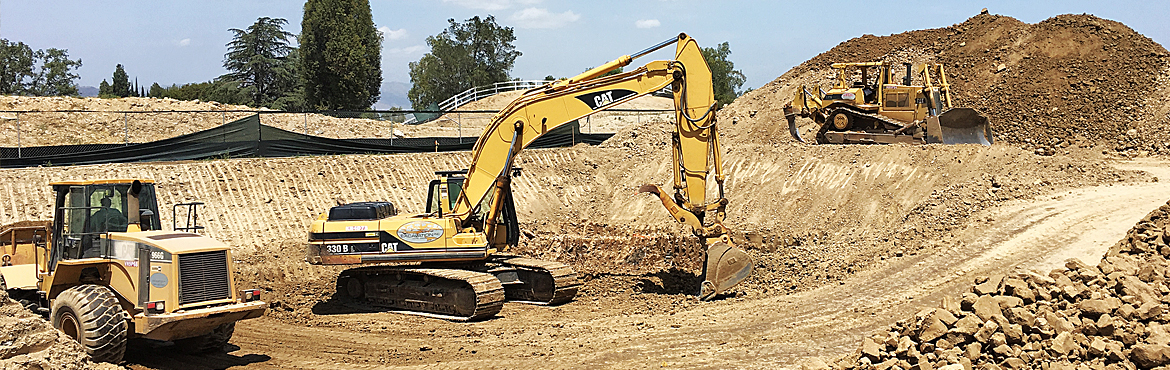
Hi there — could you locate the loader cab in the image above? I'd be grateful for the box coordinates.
[48,179,162,270]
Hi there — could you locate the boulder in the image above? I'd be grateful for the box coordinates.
[952,315,983,336]
[1078,299,1118,316]
[974,296,1004,321]
[1050,332,1080,356]
[1130,344,1170,368]
[919,316,950,343]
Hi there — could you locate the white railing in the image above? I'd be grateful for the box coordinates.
[437,80,548,111]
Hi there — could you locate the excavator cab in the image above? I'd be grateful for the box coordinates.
[427,170,468,216]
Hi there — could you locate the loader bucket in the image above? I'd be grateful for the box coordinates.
[929,107,994,146]
[697,240,753,300]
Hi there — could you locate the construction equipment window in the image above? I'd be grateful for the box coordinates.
[87,185,128,233]
[885,92,910,108]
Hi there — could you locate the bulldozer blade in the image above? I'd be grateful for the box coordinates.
[697,240,753,301]
[930,107,994,146]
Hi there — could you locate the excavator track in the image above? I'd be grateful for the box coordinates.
[336,266,506,321]
[488,256,580,305]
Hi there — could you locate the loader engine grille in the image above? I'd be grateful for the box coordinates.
[178,250,231,305]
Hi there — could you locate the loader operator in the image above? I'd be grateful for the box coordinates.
[89,197,127,233]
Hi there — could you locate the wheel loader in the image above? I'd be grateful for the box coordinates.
[305,33,753,321]
[783,61,993,145]
[0,179,266,363]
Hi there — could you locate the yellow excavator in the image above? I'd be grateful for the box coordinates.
[784,61,993,145]
[305,33,752,320]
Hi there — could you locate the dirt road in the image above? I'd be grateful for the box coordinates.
[112,159,1170,370]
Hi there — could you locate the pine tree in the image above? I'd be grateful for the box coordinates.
[223,17,298,108]
[111,64,131,97]
[299,0,382,110]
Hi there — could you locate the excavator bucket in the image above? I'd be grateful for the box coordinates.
[928,107,994,146]
[697,240,753,300]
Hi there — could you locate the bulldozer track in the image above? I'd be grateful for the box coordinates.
[337,266,506,322]
[816,107,920,144]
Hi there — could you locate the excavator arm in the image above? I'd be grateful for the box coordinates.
[451,33,752,300]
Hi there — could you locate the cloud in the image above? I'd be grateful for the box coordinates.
[443,0,541,11]
[378,26,408,40]
[635,19,661,29]
[509,8,580,29]
[177,38,191,47]
[388,45,426,55]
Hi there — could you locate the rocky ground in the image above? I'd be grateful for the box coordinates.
[830,199,1170,370]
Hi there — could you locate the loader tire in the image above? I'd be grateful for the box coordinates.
[176,322,235,354]
[51,285,128,363]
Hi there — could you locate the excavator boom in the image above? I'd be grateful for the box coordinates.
[451,33,752,300]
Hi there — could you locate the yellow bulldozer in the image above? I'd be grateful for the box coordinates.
[305,33,752,321]
[784,61,993,145]
[0,179,266,362]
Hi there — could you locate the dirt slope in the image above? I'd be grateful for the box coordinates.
[721,13,1170,156]
[0,92,671,146]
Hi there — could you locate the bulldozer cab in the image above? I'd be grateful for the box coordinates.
[48,180,162,271]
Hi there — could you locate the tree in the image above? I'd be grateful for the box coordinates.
[700,42,746,107]
[98,80,112,97]
[408,15,521,109]
[111,64,132,97]
[299,0,382,110]
[148,82,164,98]
[223,17,298,107]
[150,80,249,105]
[0,39,82,96]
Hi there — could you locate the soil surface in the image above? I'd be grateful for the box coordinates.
[101,158,1166,370]
[3,10,1170,370]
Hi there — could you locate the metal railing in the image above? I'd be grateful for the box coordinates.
[437,80,548,111]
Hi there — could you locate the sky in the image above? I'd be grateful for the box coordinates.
[1,0,1168,106]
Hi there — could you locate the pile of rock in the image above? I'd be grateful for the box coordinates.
[0,287,119,369]
[833,200,1170,369]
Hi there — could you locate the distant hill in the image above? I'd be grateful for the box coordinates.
[375,81,411,110]
[78,85,98,97]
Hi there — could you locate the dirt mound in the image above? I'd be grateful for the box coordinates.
[0,96,410,146]
[831,199,1170,370]
[0,289,120,370]
[722,13,1170,156]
